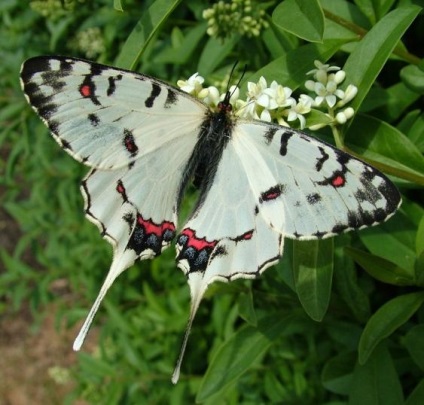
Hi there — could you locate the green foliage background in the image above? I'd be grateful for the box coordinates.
[1,0,424,403]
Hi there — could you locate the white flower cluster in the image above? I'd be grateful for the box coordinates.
[305,60,358,127]
[177,60,358,130]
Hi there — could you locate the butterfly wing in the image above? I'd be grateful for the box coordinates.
[171,120,401,382]
[20,56,206,169]
[20,56,207,349]
[234,121,401,239]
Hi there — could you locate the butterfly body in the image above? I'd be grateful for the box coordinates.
[20,56,401,382]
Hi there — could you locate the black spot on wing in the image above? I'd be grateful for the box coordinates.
[307,193,321,204]
[107,74,123,96]
[60,138,72,151]
[280,131,294,156]
[145,83,161,108]
[165,88,178,108]
[88,113,100,126]
[264,127,277,144]
[123,129,138,157]
[259,184,285,203]
[316,147,329,171]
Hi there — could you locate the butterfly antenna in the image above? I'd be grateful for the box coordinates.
[225,62,247,102]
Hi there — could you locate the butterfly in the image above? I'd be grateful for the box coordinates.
[20,56,401,383]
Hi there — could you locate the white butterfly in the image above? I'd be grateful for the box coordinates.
[20,56,401,383]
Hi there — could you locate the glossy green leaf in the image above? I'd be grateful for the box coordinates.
[115,0,181,69]
[293,239,333,321]
[154,23,207,64]
[346,114,424,184]
[322,352,356,395]
[359,292,424,364]
[197,314,302,402]
[346,246,415,286]
[197,35,240,76]
[405,379,424,405]
[401,64,424,94]
[349,343,403,404]
[342,6,421,120]
[359,211,417,273]
[272,0,324,42]
[353,0,396,24]
[404,325,424,370]
[334,240,371,322]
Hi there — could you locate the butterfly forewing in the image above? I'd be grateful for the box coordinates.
[21,56,206,169]
[233,121,401,239]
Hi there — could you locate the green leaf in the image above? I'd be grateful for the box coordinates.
[401,64,424,94]
[346,246,415,286]
[322,352,356,395]
[359,292,424,364]
[397,109,424,152]
[293,239,333,321]
[237,289,257,326]
[417,216,424,256]
[272,0,324,42]
[349,343,403,405]
[354,0,396,24]
[115,0,182,69]
[334,240,371,322]
[358,211,417,273]
[154,23,207,64]
[197,35,240,76]
[404,325,424,370]
[197,314,302,402]
[342,6,421,121]
[346,114,424,185]
[405,379,424,405]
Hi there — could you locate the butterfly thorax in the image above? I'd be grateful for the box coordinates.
[178,96,235,208]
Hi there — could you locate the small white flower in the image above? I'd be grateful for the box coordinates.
[198,86,221,107]
[247,76,268,99]
[332,70,346,85]
[177,73,204,95]
[336,84,358,107]
[307,60,340,76]
[261,81,294,109]
[313,81,344,108]
[286,94,312,129]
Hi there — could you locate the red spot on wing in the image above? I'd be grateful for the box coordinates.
[137,215,175,237]
[181,228,217,250]
[242,231,253,240]
[332,174,345,187]
[116,181,125,194]
[80,84,92,97]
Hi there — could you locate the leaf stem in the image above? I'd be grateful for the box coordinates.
[323,8,421,65]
